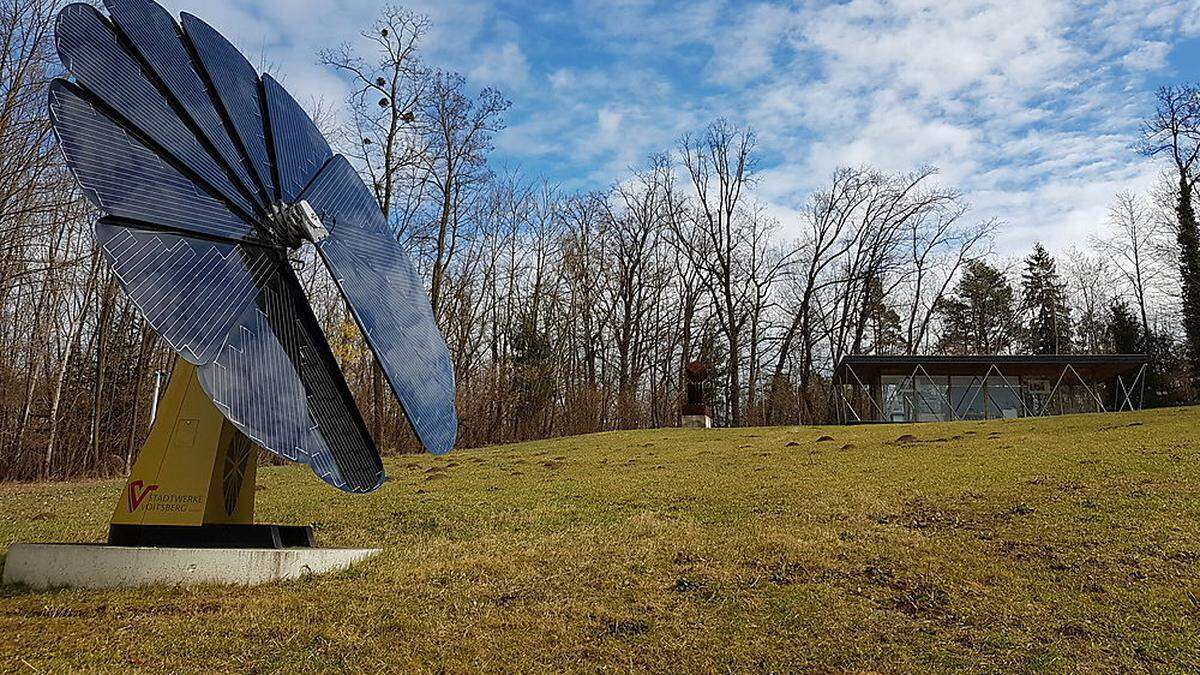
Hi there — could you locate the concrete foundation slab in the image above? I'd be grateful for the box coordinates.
[2,544,381,589]
[682,414,713,429]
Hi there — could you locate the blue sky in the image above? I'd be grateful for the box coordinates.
[154,0,1200,254]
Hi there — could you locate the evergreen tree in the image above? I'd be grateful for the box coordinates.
[1021,244,1074,354]
[1145,329,1194,406]
[511,316,556,436]
[865,277,906,355]
[1107,301,1141,354]
[1178,186,1200,390]
[935,260,1017,355]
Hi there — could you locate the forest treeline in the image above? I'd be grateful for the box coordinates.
[1,0,1198,482]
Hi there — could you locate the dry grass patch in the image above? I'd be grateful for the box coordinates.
[1,407,1199,671]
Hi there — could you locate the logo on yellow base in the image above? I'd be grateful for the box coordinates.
[127,480,159,512]
[112,360,257,529]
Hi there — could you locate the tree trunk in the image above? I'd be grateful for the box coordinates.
[89,276,118,475]
[124,324,154,474]
[45,260,99,479]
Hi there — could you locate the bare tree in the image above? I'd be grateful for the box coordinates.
[741,205,792,423]
[1094,192,1173,339]
[417,71,510,321]
[769,168,871,423]
[1062,247,1116,353]
[603,157,674,427]
[676,119,757,425]
[559,192,610,432]
[319,6,428,229]
[899,195,994,354]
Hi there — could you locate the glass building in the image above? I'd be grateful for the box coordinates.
[832,355,1149,424]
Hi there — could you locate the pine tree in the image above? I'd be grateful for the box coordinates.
[935,260,1017,355]
[1021,244,1073,355]
[865,277,906,355]
[1108,301,1141,354]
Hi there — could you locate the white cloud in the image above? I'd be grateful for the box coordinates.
[137,0,1198,256]
[1122,41,1172,71]
[736,0,1195,253]
[703,3,796,86]
[469,41,531,92]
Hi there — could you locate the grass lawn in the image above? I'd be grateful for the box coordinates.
[2,407,1199,672]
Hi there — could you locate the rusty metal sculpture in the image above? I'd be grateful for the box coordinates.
[682,361,713,429]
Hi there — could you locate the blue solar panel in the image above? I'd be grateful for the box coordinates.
[50,0,461,492]
[181,13,277,203]
[303,157,459,454]
[263,74,332,203]
[55,4,258,221]
[198,268,385,493]
[49,79,262,243]
[102,0,266,210]
[96,219,275,365]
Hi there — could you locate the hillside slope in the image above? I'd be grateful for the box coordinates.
[2,408,1199,671]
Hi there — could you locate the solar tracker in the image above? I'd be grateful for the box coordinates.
[49,0,459,493]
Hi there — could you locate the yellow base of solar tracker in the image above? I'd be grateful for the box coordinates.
[110,359,256,528]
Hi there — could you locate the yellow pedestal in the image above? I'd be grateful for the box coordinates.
[111,359,256,528]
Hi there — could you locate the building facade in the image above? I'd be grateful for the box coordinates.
[832,355,1149,424]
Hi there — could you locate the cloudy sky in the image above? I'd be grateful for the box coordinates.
[154,0,1200,253]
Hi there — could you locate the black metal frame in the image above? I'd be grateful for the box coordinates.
[108,524,316,549]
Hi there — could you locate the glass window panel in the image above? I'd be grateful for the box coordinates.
[951,376,987,420]
[882,376,908,422]
[986,376,1023,419]
[913,379,947,422]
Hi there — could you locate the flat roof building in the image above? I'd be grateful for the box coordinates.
[832,355,1149,425]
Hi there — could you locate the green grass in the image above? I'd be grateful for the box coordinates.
[2,407,1200,672]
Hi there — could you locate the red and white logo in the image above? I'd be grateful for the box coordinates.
[127,480,159,512]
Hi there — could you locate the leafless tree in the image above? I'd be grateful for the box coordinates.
[1062,248,1117,353]
[1093,192,1173,337]
[319,6,428,229]
[416,71,510,321]
[602,157,675,426]
[675,119,759,425]
[768,168,871,423]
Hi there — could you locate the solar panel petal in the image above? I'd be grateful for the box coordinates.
[198,270,386,493]
[180,12,277,203]
[303,157,459,455]
[55,4,259,221]
[102,0,267,210]
[97,219,275,365]
[263,74,332,203]
[49,79,263,244]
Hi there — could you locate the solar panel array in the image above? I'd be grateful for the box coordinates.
[49,0,459,493]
